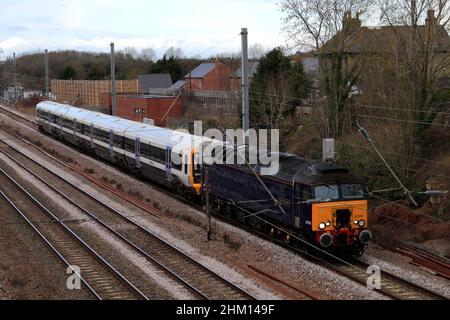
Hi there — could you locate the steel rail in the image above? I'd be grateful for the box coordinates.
[0,167,150,300]
[0,105,38,131]
[0,191,102,300]
[3,108,446,300]
[0,138,256,300]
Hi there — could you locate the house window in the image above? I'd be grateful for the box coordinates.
[134,108,146,115]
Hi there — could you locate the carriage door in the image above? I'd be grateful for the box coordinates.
[165,146,173,181]
[135,137,141,168]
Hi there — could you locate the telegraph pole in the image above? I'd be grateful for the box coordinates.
[0,49,3,101]
[13,52,17,106]
[110,43,116,116]
[204,166,212,241]
[45,49,49,99]
[241,28,249,148]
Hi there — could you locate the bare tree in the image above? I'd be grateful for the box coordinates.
[357,0,450,180]
[123,47,138,59]
[249,43,267,59]
[140,48,156,62]
[377,0,450,128]
[280,0,375,139]
[165,47,184,59]
[280,0,375,51]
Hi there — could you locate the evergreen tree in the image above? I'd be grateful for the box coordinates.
[250,48,311,129]
[149,55,183,82]
[59,65,76,80]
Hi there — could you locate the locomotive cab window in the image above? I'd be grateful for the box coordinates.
[341,184,365,200]
[298,185,312,202]
[314,185,339,201]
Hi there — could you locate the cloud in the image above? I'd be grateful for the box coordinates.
[0,0,287,56]
[0,37,26,50]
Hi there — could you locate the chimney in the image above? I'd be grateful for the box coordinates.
[426,9,437,37]
[426,9,437,26]
[343,11,362,33]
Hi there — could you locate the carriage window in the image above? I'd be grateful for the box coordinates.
[140,143,165,164]
[124,138,135,152]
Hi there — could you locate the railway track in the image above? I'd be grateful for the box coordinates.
[0,105,38,131]
[0,168,149,300]
[0,109,447,300]
[0,133,256,300]
[389,243,450,281]
[329,259,447,300]
[213,208,448,300]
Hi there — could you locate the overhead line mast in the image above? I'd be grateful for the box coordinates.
[356,121,418,206]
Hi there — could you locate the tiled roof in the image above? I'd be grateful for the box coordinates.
[185,63,215,78]
[231,60,260,78]
[168,80,187,91]
[138,74,173,92]
[323,25,450,54]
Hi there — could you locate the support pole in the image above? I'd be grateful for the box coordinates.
[241,28,249,148]
[357,122,418,206]
[110,43,116,116]
[204,166,212,241]
[13,52,17,106]
[45,49,49,99]
[0,50,3,101]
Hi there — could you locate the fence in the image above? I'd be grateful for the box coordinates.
[51,79,140,107]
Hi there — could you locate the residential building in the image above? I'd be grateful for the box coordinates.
[230,60,260,91]
[321,10,450,82]
[185,61,232,92]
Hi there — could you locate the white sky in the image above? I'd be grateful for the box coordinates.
[0,0,287,58]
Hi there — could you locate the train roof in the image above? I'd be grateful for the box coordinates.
[226,153,363,185]
[274,154,363,185]
[37,101,208,151]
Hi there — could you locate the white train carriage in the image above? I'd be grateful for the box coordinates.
[36,101,206,195]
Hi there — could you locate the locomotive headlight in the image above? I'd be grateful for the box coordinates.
[354,220,359,225]
[319,223,327,230]
[359,220,366,228]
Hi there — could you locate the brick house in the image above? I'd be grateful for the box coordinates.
[185,61,232,92]
[322,10,450,78]
[230,60,260,91]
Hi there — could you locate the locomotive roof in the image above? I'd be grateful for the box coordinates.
[37,101,208,151]
[274,154,363,185]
